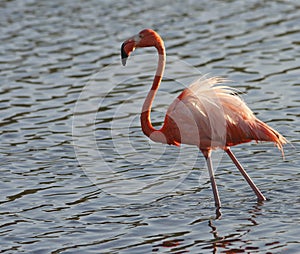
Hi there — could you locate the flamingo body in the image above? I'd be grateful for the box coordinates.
[164,77,286,151]
[121,29,286,215]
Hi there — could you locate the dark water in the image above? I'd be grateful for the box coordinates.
[1,0,299,253]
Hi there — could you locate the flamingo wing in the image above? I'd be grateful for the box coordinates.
[165,77,286,151]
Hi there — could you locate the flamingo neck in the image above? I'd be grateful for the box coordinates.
[140,43,167,143]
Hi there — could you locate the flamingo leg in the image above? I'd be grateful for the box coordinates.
[201,149,221,211]
[225,147,266,201]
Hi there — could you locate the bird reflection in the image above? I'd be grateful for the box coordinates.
[207,203,264,253]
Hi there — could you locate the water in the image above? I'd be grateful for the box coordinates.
[1,0,299,253]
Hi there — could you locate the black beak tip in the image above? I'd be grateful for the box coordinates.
[121,58,127,66]
[121,42,128,66]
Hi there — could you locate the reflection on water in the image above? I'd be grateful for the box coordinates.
[0,0,299,253]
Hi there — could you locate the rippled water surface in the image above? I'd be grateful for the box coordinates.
[1,0,299,253]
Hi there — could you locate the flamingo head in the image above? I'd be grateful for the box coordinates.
[121,29,162,66]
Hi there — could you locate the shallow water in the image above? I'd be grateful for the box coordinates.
[1,0,299,253]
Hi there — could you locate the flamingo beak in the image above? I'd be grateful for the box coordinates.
[121,39,136,66]
[121,42,128,66]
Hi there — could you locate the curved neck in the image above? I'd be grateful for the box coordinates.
[140,43,166,142]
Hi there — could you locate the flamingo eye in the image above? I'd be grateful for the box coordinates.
[133,34,142,43]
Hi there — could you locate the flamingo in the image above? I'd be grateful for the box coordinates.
[120,29,286,213]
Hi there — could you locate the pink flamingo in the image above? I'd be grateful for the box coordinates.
[121,29,286,213]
